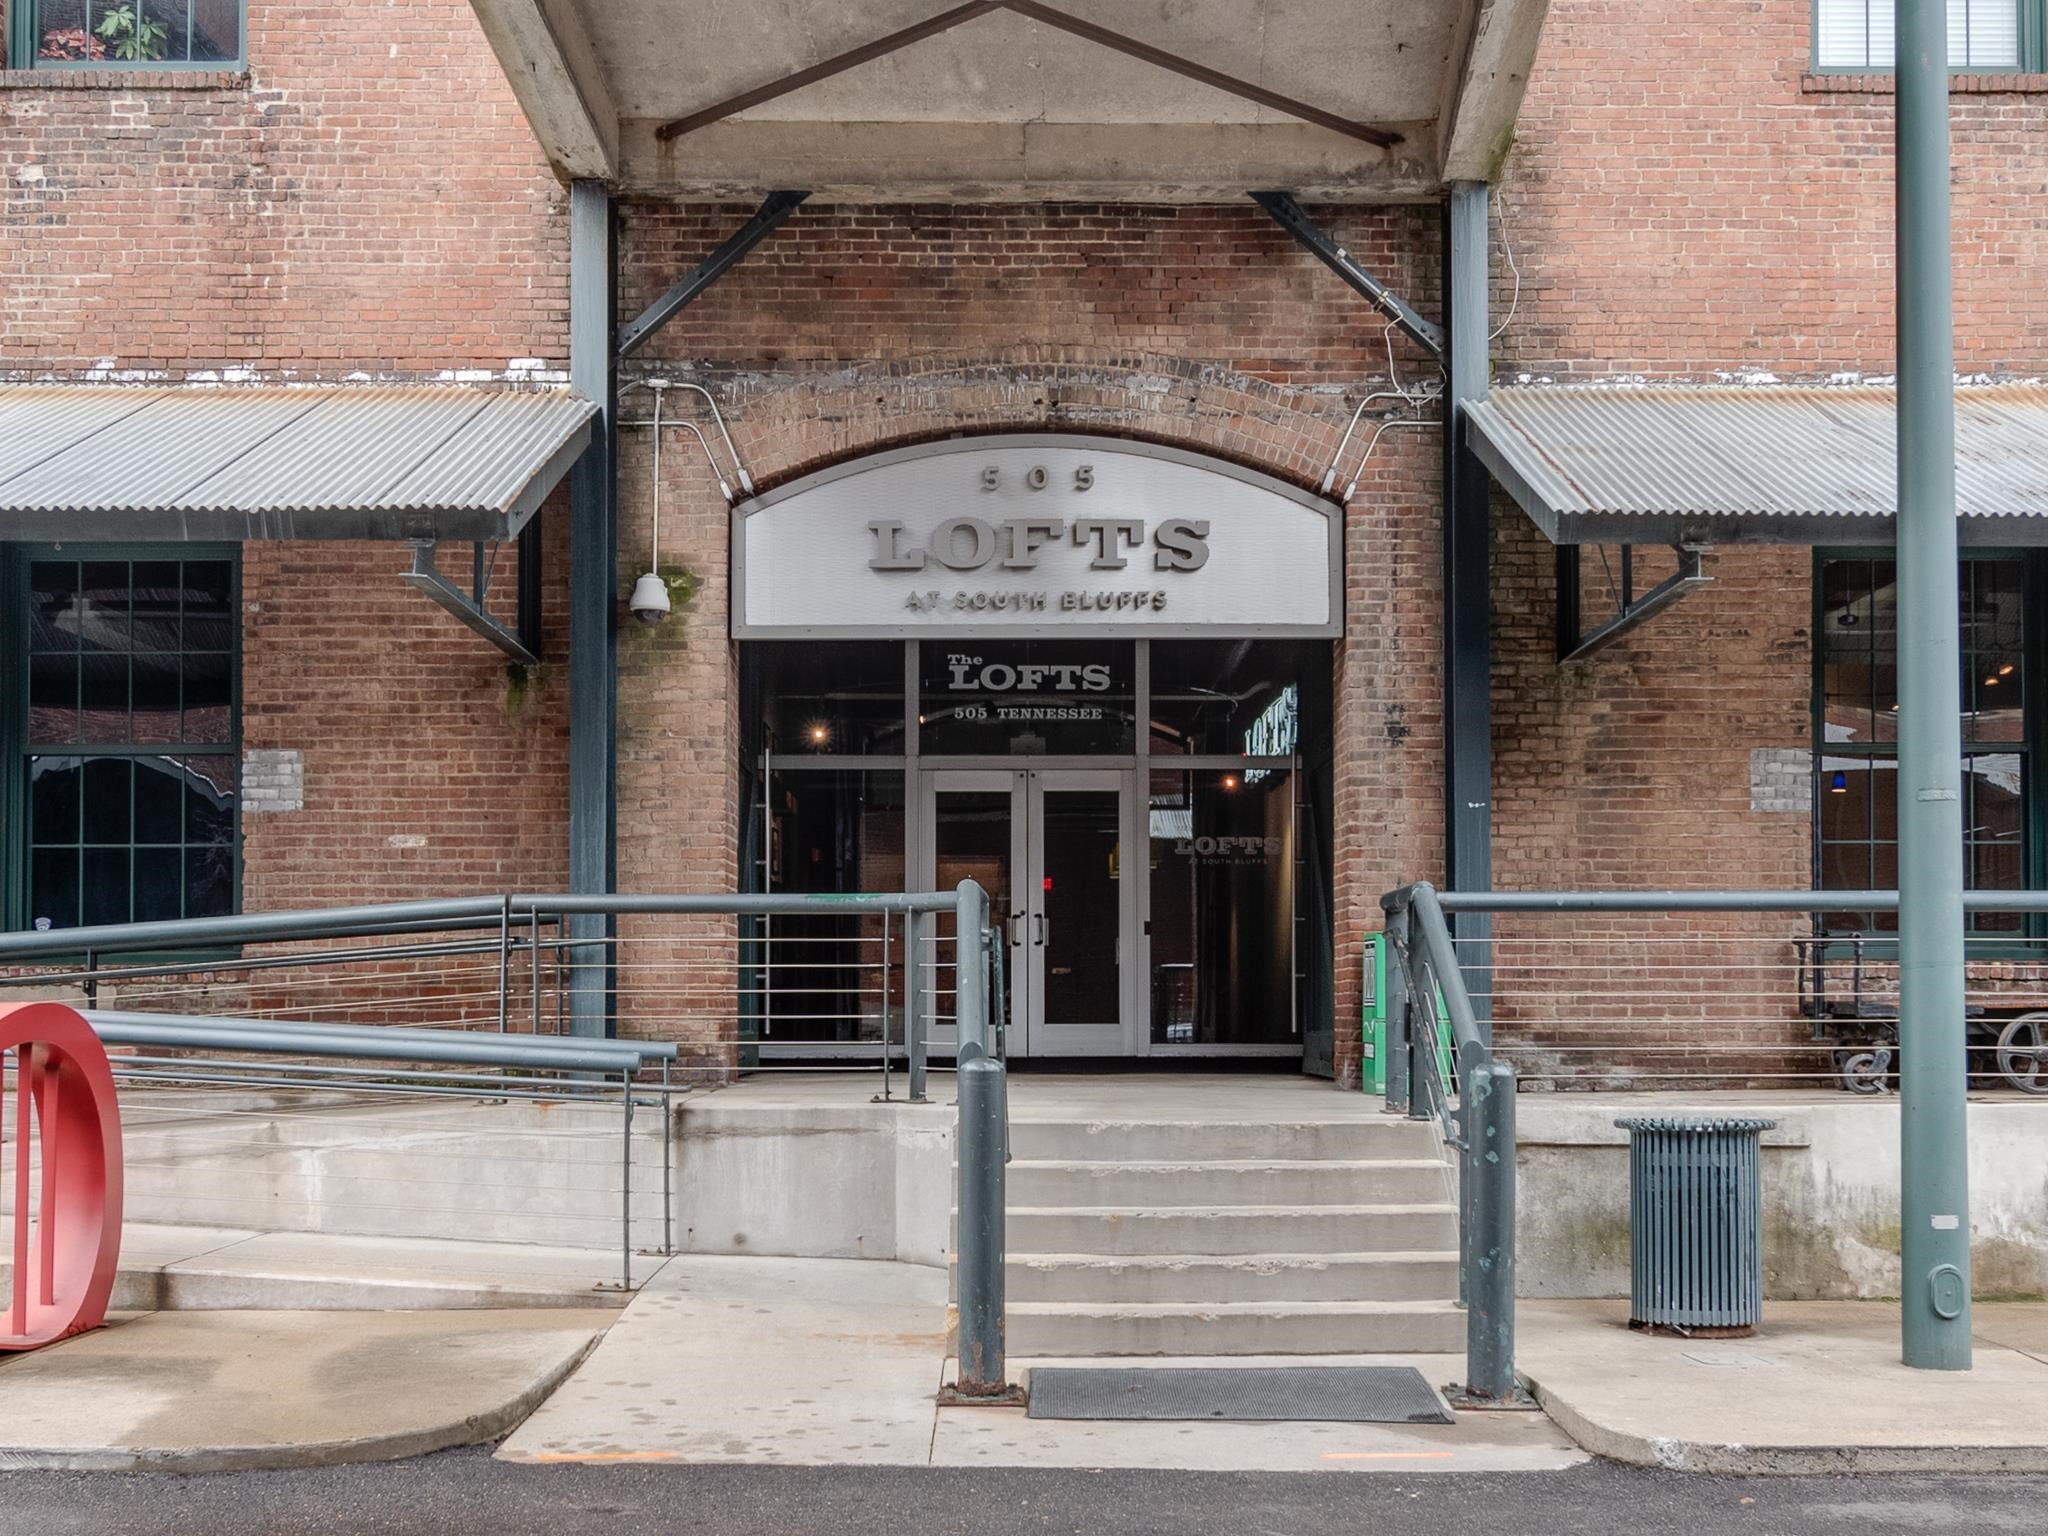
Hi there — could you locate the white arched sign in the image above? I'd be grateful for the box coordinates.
[730,435,1342,639]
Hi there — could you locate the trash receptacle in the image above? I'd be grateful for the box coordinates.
[1614,1116,1777,1337]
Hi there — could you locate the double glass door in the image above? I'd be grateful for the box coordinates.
[924,769,1135,1056]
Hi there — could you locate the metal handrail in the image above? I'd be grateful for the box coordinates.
[1436,889,2038,913]
[1380,882,1518,1406]
[84,1009,667,1074]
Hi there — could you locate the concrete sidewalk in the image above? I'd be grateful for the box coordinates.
[497,1254,1587,1473]
[0,1221,664,1312]
[0,1309,613,1472]
[1519,1299,2048,1473]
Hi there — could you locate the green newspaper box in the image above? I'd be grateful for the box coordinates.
[1359,931,1454,1096]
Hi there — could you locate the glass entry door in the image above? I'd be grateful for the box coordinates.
[925,768,1135,1056]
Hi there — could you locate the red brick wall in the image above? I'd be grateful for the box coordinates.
[238,511,571,911]
[0,2,575,930]
[1503,0,2048,378]
[0,0,565,375]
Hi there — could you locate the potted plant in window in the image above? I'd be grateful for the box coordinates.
[95,3,172,62]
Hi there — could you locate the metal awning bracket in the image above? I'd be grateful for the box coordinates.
[1557,543,1711,665]
[401,540,540,666]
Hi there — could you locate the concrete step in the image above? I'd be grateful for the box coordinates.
[1001,1299,1468,1356]
[999,1204,1460,1257]
[0,1223,655,1312]
[1004,1158,1452,1208]
[1005,1117,1439,1163]
[961,1249,1461,1304]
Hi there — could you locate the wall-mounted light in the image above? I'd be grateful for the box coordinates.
[807,722,831,748]
[624,380,739,627]
[1830,771,1849,794]
[1221,773,1240,791]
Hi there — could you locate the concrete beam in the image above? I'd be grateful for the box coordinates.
[1439,0,1550,182]
[616,119,1442,204]
[470,0,620,182]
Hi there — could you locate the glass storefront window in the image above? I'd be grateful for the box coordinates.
[20,555,238,930]
[917,640,1134,755]
[1148,766,1295,1045]
[753,769,905,1044]
[1150,638,1320,757]
[1815,555,2033,935]
[747,642,905,756]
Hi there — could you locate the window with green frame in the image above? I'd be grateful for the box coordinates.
[1813,0,2048,72]
[1815,553,2039,935]
[6,1,244,69]
[3,548,240,934]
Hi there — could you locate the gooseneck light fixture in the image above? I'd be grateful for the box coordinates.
[623,379,737,626]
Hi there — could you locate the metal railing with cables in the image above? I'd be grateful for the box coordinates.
[1379,884,2048,1404]
[0,888,1007,1310]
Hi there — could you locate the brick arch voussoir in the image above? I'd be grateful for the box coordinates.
[671,351,1362,498]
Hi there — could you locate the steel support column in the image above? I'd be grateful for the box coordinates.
[1894,0,1972,1369]
[567,179,618,1040]
[1443,181,1493,1028]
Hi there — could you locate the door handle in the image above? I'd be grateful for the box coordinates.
[1034,912,1047,947]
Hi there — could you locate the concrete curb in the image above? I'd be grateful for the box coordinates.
[108,1267,633,1313]
[0,1325,604,1475]
[1526,1374,2048,1475]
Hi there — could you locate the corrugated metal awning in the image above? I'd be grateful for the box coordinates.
[0,385,596,541]
[1466,384,2048,546]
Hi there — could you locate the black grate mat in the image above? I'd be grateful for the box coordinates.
[1025,1366,1454,1424]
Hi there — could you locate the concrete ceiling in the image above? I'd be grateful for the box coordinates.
[471,0,1550,200]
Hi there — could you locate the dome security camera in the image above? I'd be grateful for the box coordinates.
[629,571,671,626]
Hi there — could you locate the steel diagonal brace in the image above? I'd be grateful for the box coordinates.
[616,190,811,358]
[1251,190,1446,363]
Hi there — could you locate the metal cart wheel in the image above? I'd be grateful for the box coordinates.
[1839,1048,1892,1095]
[1995,1013,2048,1095]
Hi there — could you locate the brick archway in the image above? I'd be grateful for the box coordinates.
[612,351,1446,1083]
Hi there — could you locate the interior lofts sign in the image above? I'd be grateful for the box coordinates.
[731,436,1341,638]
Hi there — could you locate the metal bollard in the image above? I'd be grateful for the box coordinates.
[1457,1059,1523,1406]
[943,880,1021,1405]
[952,1045,1011,1398]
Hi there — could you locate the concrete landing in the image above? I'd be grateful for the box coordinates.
[1519,1299,2048,1474]
[497,1255,1586,1472]
[0,1309,613,1472]
[0,1222,664,1312]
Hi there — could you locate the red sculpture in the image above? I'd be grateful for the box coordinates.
[2,1001,124,1351]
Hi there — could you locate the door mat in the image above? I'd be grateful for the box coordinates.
[1025,1366,1453,1424]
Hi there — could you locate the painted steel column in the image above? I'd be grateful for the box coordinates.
[1894,0,1972,1369]
[1443,181,1494,1031]
[567,179,618,1040]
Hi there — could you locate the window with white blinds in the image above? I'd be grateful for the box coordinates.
[1815,0,2024,70]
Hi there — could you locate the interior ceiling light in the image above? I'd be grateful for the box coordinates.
[1830,771,1848,794]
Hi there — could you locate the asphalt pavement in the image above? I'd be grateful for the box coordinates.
[2,1450,2046,1535]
